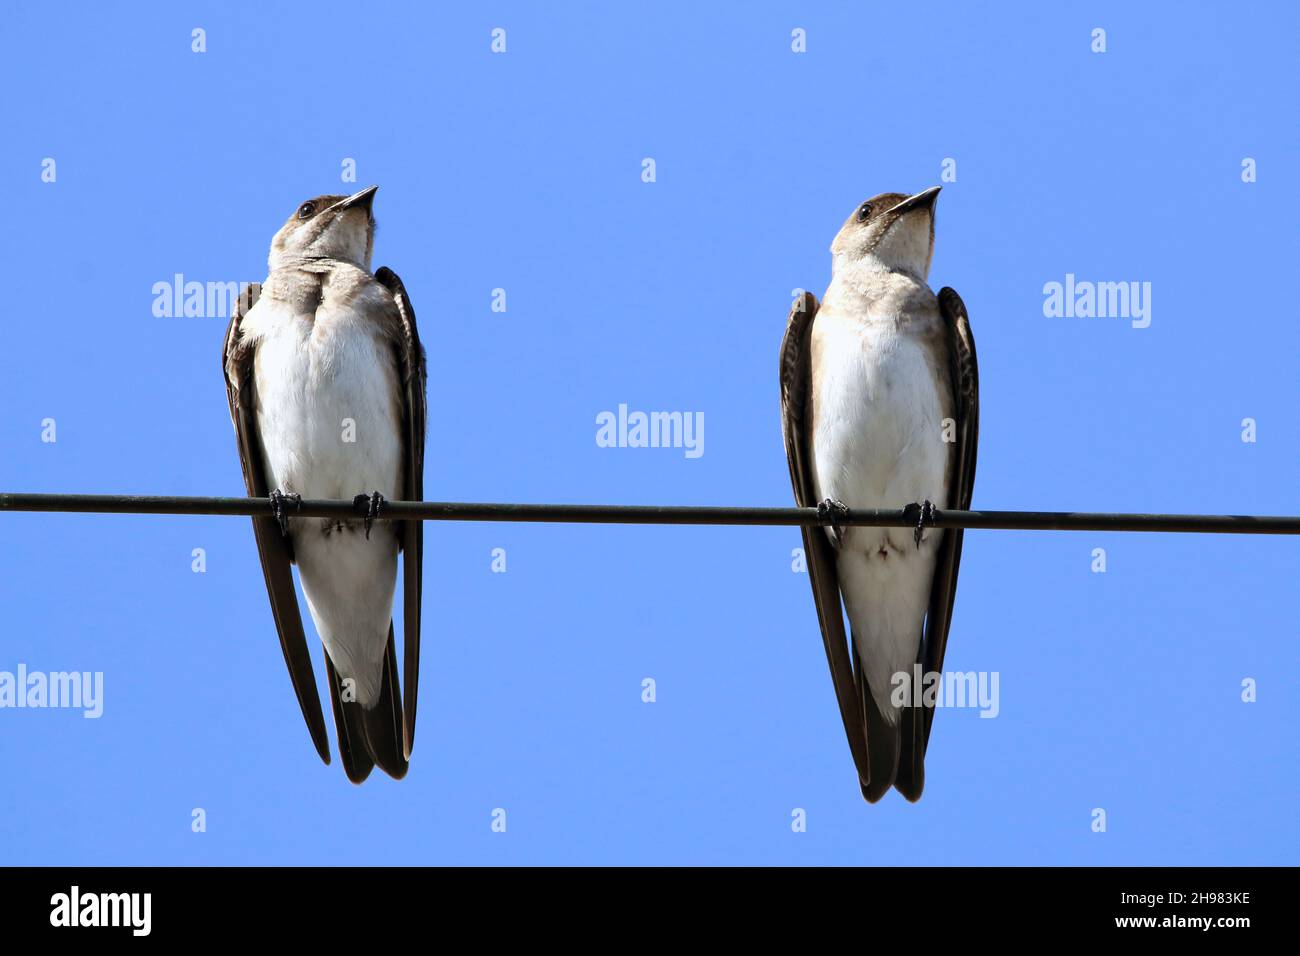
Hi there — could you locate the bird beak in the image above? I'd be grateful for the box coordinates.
[328,185,378,214]
[886,186,941,216]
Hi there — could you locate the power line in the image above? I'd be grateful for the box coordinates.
[2,492,1299,534]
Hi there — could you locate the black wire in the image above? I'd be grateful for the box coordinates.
[2,493,1299,534]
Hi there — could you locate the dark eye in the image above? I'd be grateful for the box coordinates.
[297,202,316,220]
[856,202,873,222]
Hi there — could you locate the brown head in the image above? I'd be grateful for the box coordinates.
[829,186,941,280]
[268,185,378,271]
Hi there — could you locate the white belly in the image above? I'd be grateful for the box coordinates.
[251,302,402,502]
[812,321,950,534]
[811,315,952,721]
[246,297,403,705]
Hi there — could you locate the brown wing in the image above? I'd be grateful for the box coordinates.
[221,292,330,765]
[374,267,427,760]
[920,286,979,747]
[779,291,873,792]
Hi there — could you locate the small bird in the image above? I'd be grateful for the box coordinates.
[780,186,978,802]
[222,186,426,782]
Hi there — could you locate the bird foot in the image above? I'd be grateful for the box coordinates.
[269,489,301,537]
[904,500,937,549]
[353,492,386,540]
[817,497,851,548]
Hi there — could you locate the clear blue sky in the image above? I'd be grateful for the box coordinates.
[1,1,1296,865]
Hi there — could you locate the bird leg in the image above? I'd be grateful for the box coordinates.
[817,497,851,549]
[269,489,301,537]
[353,491,386,540]
[905,499,937,549]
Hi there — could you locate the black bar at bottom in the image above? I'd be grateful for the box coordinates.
[0,865,1282,939]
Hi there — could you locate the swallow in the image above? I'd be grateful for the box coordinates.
[780,186,978,801]
[222,186,427,782]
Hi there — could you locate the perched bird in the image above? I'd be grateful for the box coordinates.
[780,186,978,802]
[222,186,427,782]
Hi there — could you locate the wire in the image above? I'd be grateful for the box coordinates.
[2,493,1298,534]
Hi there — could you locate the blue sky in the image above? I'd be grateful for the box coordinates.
[1,1,1296,865]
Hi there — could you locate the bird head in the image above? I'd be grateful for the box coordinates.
[268,185,378,271]
[830,186,940,280]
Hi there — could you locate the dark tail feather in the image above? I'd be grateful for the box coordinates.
[894,637,934,801]
[325,656,375,784]
[893,702,926,802]
[360,626,408,780]
[854,643,901,803]
[324,627,408,783]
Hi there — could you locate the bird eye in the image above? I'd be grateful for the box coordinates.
[297,202,316,220]
[856,202,873,222]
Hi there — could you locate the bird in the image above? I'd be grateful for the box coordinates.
[222,185,427,782]
[780,186,978,802]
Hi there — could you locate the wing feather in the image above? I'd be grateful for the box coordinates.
[919,287,979,749]
[779,292,873,792]
[222,292,331,765]
[374,266,427,760]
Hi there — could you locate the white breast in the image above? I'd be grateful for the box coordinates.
[812,314,950,528]
[247,296,402,501]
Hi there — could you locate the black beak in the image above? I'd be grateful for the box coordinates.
[886,186,941,216]
[328,185,378,214]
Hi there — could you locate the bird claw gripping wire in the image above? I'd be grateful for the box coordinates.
[269,489,301,537]
[904,500,937,549]
[353,492,386,540]
[818,497,851,548]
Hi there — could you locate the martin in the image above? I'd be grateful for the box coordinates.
[780,186,979,801]
[222,186,427,782]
